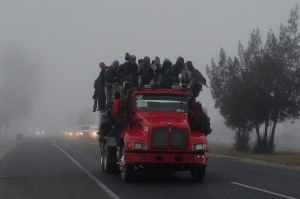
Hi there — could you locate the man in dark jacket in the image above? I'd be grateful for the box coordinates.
[121,55,139,89]
[172,56,185,83]
[93,62,108,112]
[104,60,119,111]
[186,61,207,97]
[138,56,154,88]
[160,58,173,89]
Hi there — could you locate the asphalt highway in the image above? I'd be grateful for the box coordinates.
[0,135,299,199]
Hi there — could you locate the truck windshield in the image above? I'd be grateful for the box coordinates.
[135,94,188,112]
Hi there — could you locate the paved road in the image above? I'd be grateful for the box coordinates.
[0,135,299,199]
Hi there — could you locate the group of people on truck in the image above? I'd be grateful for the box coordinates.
[93,53,207,113]
[93,53,212,149]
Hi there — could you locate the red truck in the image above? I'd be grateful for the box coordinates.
[99,87,209,182]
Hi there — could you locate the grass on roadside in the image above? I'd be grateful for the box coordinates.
[208,142,300,167]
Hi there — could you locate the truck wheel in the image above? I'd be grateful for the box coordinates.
[190,167,205,182]
[121,164,134,182]
[100,143,105,172]
[104,145,117,173]
[120,147,134,182]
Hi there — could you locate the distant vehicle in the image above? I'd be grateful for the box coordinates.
[90,126,99,142]
[36,131,45,136]
[77,125,97,139]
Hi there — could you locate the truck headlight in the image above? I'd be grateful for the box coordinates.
[132,142,147,150]
[192,143,206,151]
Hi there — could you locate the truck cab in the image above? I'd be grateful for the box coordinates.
[100,88,209,182]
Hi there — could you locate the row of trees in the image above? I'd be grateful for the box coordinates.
[206,5,300,153]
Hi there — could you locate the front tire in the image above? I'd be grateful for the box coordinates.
[120,147,134,182]
[190,167,205,182]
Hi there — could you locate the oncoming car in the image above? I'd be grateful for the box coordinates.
[90,126,99,142]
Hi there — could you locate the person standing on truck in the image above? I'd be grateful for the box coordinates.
[93,62,107,112]
[186,61,207,97]
[104,60,119,111]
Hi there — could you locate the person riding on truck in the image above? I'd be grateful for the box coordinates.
[186,61,207,97]
[138,56,154,88]
[104,60,119,111]
[93,62,108,112]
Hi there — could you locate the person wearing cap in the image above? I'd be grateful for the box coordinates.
[93,62,108,112]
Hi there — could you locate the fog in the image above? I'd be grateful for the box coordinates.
[0,1,299,147]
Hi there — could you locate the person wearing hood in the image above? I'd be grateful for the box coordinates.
[172,56,185,83]
[104,60,119,111]
[93,62,108,112]
[138,56,154,88]
[160,58,173,89]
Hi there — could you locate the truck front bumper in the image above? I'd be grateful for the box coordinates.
[124,153,208,166]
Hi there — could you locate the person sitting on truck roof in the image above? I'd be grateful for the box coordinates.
[172,56,185,84]
[104,60,119,111]
[186,61,207,97]
[179,64,194,91]
[160,58,173,89]
[138,56,154,88]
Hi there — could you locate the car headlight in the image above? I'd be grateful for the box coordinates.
[77,133,79,135]
[80,132,83,135]
[70,133,72,136]
[132,142,147,150]
[42,132,44,134]
[37,132,39,135]
[192,143,206,151]
[93,132,97,135]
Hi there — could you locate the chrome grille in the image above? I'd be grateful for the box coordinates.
[171,129,187,150]
[152,128,168,149]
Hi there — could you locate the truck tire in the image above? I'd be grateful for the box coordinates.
[100,143,105,172]
[121,164,134,182]
[190,167,205,182]
[120,147,134,182]
[104,145,117,173]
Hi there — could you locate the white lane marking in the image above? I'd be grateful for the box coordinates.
[52,141,120,199]
[232,182,298,199]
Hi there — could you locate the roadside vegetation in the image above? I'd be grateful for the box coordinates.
[209,142,300,167]
[206,5,300,153]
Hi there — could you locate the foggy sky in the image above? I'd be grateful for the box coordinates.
[1,0,299,136]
